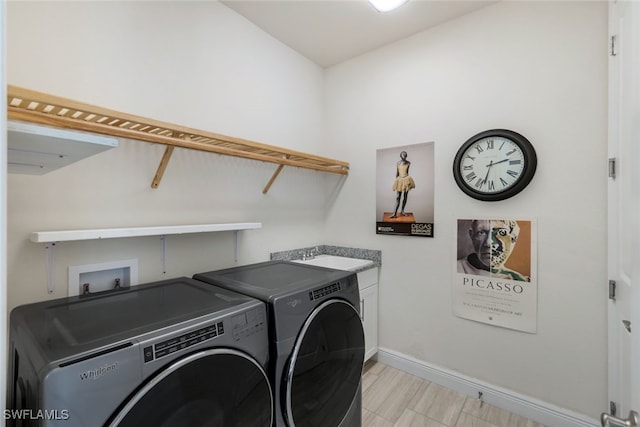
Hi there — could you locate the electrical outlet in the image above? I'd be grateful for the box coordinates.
[68,259,138,296]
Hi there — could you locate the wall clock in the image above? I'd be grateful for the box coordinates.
[453,129,537,201]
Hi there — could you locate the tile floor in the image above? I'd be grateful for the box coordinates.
[362,360,546,427]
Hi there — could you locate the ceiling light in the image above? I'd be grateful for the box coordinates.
[368,0,409,13]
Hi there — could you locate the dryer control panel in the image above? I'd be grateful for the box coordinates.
[309,282,342,301]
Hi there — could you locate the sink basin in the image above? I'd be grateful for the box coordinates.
[293,254,374,271]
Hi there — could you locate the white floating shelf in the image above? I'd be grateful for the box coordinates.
[30,223,262,243]
[8,120,118,175]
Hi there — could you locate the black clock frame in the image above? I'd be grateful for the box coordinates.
[453,129,537,202]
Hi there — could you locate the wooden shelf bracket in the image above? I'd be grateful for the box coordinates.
[263,155,288,194]
[152,145,175,189]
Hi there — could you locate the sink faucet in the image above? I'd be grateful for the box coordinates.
[301,247,318,261]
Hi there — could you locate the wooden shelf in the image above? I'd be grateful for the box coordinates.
[7,85,349,192]
[30,222,262,243]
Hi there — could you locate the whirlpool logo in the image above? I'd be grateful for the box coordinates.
[287,298,302,308]
[79,362,119,381]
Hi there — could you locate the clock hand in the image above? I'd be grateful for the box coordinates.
[486,158,510,167]
[483,160,494,186]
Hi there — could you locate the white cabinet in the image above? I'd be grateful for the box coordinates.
[357,267,378,361]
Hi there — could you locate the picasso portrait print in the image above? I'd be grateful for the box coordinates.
[453,218,538,333]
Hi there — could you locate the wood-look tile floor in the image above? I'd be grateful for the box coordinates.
[362,361,546,427]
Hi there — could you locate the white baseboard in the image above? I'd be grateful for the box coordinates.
[374,348,600,427]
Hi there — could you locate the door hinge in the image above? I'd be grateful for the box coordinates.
[611,35,618,56]
[609,280,616,301]
[609,158,617,179]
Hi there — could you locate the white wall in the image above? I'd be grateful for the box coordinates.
[6,0,609,422]
[6,1,338,309]
[324,0,608,420]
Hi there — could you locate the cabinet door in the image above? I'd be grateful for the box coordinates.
[360,284,378,361]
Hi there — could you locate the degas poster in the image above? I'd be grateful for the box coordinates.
[376,142,435,237]
[453,218,538,333]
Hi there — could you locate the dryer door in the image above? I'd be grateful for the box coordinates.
[284,299,365,427]
[108,349,272,427]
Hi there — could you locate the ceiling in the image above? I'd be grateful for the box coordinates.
[222,0,498,68]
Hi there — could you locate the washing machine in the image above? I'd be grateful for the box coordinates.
[194,260,365,427]
[7,277,273,427]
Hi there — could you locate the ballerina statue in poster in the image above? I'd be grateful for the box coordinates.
[390,151,416,218]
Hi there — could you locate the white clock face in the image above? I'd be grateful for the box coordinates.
[458,136,525,194]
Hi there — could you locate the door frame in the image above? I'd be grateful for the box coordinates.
[607,0,640,420]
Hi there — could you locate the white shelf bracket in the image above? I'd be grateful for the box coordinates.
[234,230,239,262]
[160,235,167,274]
[45,242,57,293]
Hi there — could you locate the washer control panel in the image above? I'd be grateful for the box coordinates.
[231,307,266,341]
[142,306,266,364]
[143,322,224,363]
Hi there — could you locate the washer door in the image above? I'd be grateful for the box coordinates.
[284,299,365,427]
[109,349,272,427]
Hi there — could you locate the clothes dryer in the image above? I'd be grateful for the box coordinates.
[194,261,364,427]
[7,277,272,427]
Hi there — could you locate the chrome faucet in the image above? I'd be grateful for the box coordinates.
[301,247,318,261]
